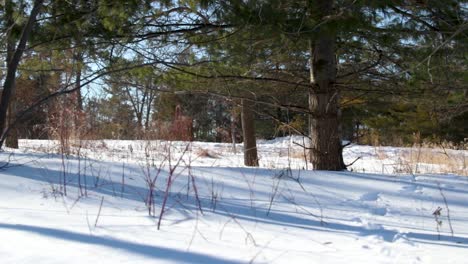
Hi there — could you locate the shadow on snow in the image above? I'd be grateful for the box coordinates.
[0,223,244,264]
[2,156,468,249]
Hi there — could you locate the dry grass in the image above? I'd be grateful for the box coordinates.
[195,148,220,159]
[287,150,308,160]
[374,147,389,160]
[401,146,467,176]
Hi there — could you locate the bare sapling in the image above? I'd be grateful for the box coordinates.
[209,176,222,212]
[292,137,317,170]
[219,204,257,246]
[437,182,454,237]
[287,171,325,225]
[95,196,105,227]
[0,152,15,170]
[240,170,256,210]
[47,97,75,196]
[75,138,85,197]
[73,109,88,197]
[157,142,191,230]
[432,206,443,240]
[412,132,422,174]
[57,109,71,196]
[267,169,285,216]
[83,155,88,197]
[121,161,125,198]
[88,159,102,188]
[141,140,167,217]
[186,150,204,215]
[139,138,203,222]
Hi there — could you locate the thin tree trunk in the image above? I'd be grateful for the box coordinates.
[74,52,84,112]
[308,0,345,171]
[73,50,83,139]
[230,106,237,153]
[0,0,43,149]
[215,102,223,142]
[241,99,258,167]
[144,89,155,130]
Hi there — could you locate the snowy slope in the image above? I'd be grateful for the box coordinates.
[0,138,467,263]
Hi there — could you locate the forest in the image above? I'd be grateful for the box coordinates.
[1,0,466,171]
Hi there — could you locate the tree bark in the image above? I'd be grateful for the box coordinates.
[4,0,18,148]
[230,106,238,153]
[72,50,84,139]
[241,99,259,167]
[5,99,19,148]
[144,89,155,130]
[308,0,345,171]
[0,0,43,149]
[74,52,84,112]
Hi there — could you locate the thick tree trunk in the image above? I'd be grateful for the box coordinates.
[308,0,345,171]
[5,100,19,148]
[5,0,18,148]
[0,0,43,149]
[241,99,258,167]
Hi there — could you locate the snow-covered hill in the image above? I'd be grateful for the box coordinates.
[1,138,467,263]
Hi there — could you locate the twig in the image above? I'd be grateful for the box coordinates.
[345,156,361,167]
[293,141,312,150]
[437,182,454,237]
[157,142,191,230]
[267,173,283,216]
[432,206,442,240]
[0,152,15,169]
[219,205,257,246]
[94,196,104,227]
[121,161,125,198]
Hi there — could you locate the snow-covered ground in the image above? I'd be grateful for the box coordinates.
[1,137,467,263]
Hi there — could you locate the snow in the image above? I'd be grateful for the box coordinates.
[1,137,467,263]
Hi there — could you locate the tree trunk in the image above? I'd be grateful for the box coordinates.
[5,100,19,148]
[73,50,84,139]
[4,0,18,148]
[241,99,259,167]
[230,106,238,153]
[144,89,155,130]
[136,112,144,139]
[0,0,43,149]
[74,53,84,112]
[308,0,345,171]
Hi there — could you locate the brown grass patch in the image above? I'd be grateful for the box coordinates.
[401,146,467,175]
[195,148,220,159]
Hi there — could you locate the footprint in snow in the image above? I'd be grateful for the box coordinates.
[400,185,423,194]
[372,207,388,216]
[440,183,455,189]
[392,233,416,246]
[359,191,380,202]
[358,192,388,216]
